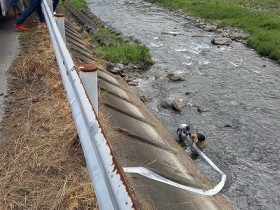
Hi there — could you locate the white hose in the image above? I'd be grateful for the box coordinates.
[124,143,226,196]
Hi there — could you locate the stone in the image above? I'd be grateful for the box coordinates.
[127,81,139,86]
[162,99,174,108]
[140,95,148,103]
[197,106,210,113]
[97,35,117,46]
[107,62,124,74]
[172,99,185,112]
[166,73,185,81]
[211,37,232,45]
[229,32,250,41]
[204,24,217,32]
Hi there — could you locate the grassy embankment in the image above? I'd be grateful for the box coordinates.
[147,0,280,64]
[67,0,153,65]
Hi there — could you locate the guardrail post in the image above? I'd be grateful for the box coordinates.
[46,0,53,13]
[79,64,99,115]
[54,13,66,43]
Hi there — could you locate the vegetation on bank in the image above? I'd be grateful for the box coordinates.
[64,0,153,65]
[146,0,280,63]
[67,0,87,10]
[89,27,153,65]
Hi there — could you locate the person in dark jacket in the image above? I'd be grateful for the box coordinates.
[190,132,206,158]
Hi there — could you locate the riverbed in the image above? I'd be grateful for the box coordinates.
[87,0,280,209]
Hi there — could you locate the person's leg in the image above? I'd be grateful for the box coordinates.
[177,134,183,143]
[15,0,38,25]
[53,0,59,12]
[11,0,18,7]
[190,147,199,159]
[35,0,45,23]
[197,141,206,151]
[11,0,19,18]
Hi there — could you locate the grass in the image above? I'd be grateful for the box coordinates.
[66,0,87,10]
[146,0,280,63]
[89,27,153,64]
[0,24,97,209]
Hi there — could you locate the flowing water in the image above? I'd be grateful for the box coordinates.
[87,0,280,209]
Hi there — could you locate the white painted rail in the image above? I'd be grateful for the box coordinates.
[41,1,135,209]
[0,0,11,16]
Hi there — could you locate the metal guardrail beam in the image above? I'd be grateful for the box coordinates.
[0,0,11,16]
[41,1,135,209]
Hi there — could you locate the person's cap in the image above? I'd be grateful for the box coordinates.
[179,124,188,129]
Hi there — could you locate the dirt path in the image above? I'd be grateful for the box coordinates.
[0,17,19,124]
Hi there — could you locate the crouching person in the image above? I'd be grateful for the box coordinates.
[190,132,206,158]
[176,124,190,144]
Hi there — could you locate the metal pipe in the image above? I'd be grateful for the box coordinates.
[79,64,99,116]
[54,13,66,43]
[0,0,10,16]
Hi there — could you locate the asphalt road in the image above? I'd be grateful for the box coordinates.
[0,16,19,123]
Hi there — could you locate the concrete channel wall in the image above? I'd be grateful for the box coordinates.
[64,6,234,210]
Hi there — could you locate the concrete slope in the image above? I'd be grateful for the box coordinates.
[65,20,233,210]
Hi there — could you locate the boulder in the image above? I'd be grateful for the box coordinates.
[211,37,232,45]
[162,99,174,109]
[229,32,250,41]
[173,99,186,112]
[166,73,185,81]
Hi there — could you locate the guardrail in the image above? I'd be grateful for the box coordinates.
[41,1,135,209]
[0,0,11,16]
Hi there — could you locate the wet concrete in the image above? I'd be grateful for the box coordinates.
[0,16,19,124]
[87,0,280,209]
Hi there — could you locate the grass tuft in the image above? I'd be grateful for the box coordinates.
[66,0,86,10]
[90,27,153,65]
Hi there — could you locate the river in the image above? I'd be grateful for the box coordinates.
[87,0,280,209]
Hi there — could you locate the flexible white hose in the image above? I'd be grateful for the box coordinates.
[124,143,226,196]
